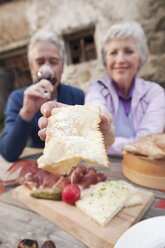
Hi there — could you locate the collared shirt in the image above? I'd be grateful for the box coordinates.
[85,76,165,156]
[112,80,135,116]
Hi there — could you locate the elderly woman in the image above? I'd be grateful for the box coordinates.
[85,21,165,156]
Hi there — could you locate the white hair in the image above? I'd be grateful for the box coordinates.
[28,29,65,64]
[101,21,148,70]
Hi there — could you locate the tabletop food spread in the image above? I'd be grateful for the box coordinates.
[0,105,164,248]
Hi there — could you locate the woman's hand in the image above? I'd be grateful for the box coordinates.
[100,111,115,152]
[38,101,115,152]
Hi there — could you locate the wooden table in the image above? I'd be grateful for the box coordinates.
[0,148,164,248]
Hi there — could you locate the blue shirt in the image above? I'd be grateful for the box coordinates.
[0,83,84,162]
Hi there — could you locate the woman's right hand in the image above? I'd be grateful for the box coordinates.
[100,111,115,152]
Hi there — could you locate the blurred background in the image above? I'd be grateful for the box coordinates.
[0,0,165,129]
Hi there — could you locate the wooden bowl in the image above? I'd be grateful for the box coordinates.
[122,153,165,190]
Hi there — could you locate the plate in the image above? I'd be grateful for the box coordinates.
[114,216,165,248]
[146,237,165,248]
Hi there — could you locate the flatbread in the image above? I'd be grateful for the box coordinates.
[122,133,165,159]
[38,105,109,174]
[76,181,128,226]
[76,180,143,226]
[107,180,143,207]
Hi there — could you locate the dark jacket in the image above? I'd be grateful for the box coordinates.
[0,83,84,161]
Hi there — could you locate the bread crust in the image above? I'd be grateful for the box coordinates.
[38,105,109,174]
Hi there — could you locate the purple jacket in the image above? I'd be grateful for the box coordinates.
[85,76,165,156]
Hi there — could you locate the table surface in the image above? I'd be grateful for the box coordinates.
[0,147,164,248]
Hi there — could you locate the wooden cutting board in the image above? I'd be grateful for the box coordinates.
[13,185,154,248]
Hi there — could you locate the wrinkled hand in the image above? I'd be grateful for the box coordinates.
[38,101,66,140]
[19,79,54,121]
[38,101,115,153]
[100,111,115,152]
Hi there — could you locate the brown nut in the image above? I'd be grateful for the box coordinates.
[17,239,38,248]
[41,240,56,248]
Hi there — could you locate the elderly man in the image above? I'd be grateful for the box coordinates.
[0,29,84,162]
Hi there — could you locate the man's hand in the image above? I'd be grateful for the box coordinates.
[38,101,65,140]
[19,80,54,122]
[38,101,115,153]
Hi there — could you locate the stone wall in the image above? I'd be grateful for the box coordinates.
[0,0,164,98]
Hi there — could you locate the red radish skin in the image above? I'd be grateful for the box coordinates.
[62,184,80,205]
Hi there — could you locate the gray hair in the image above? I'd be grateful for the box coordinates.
[28,29,65,64]
[101,21,148,70]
